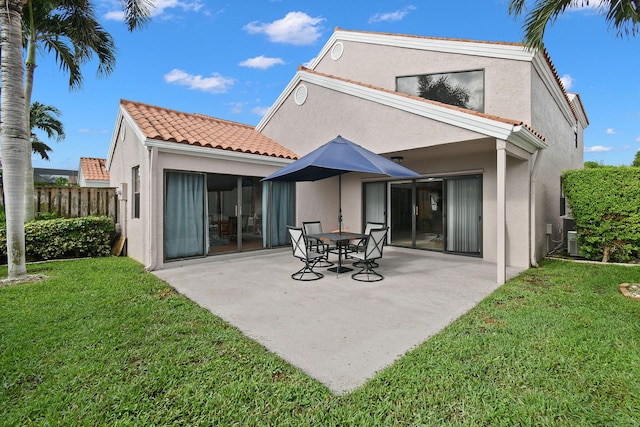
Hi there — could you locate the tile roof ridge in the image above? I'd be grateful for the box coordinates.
[120,99,256,129]
[298,67,545,141]
[334,27,524,48]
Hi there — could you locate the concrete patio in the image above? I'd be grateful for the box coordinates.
[153,246,524,394]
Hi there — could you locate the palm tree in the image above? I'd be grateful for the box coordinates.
[30,102,65,162]
[509,0,640,50]
[22,0,117,221]
[1,0,30,279]
[1,0,152,280]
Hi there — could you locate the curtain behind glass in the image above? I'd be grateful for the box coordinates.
[165,172,205,259]
[263,181,295,247]
[446,175,481,254]
[364,182,386,226]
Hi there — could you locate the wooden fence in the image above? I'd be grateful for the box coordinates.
[0,186,117,223]
[33,187,118,221]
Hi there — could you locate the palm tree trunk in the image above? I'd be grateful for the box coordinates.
[1,0,29,279]
[24,0,36,222]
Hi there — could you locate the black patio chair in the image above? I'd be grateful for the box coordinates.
[302,221,334,267]
[349,221,386,267]
[288,226,325,281]
[349,227,388,282]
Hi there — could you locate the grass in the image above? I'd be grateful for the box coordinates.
[1,257,639,426]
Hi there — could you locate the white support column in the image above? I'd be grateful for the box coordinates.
[496,140,507,285]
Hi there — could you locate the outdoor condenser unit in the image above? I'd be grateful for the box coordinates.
[567,230,579,257]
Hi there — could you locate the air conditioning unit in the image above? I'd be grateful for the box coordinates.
[567,231,579,257]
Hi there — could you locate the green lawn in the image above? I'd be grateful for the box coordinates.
[1,257,639,426]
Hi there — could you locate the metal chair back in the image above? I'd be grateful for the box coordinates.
[287,226,324,281]
[288,226,307,260]
[363,221,385,235]
[302,221,323,235]
[364,227,387,261]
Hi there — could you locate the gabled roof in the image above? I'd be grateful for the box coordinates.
[79,157,109,181]
[119,100,298,159]
[300,28,586,127]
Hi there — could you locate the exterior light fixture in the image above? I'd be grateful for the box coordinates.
[391,156,404,164]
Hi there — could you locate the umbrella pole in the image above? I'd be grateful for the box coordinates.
[338,175,343,232]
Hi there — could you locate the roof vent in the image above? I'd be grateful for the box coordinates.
[331,41,344,60]
[294,84,308,106]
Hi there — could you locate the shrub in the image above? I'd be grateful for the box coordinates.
[562,167,640,262]
[0,216,115,262]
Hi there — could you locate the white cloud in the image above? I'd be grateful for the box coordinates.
[606,128,617,134]
[560,74,574,90]
[636,136,640,142]
[104,0,203,21]
[78,129,108,134]
[369,5,416,23]
[252,106,270,116]
[244,12,325,46]
[584,145,613,153]
[568,0,606,10]
[239,55,285,70]
[164,69,234,94]
[227,102,246,114]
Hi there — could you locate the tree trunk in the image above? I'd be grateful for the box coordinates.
[1,0,29,279]
[24,0,36,222]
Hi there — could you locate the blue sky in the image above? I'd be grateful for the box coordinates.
[31,0,640,170]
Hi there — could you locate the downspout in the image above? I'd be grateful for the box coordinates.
[529,150,542,268]
[145,146,158,271]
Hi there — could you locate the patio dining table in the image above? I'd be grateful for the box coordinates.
[308,231,367,276]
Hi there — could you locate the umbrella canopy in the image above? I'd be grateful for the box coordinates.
[262,135,421,230]
[262,135,420,182]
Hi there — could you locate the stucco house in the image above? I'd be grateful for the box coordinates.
[106,100,297,270]
[78,157,111,187]
[107,28,587,283]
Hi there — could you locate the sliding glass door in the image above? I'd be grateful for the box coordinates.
[389,179,444,250]
[164,171,268,260]
[207,174,263,255]
[385,175,481,255]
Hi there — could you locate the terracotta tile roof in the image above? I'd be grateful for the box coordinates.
[299,67,547,142]
[121,100,298,159]
[335,28,583,125]
[80,157,110,181]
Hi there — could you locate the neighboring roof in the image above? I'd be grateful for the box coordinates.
[79,157,109,181]
[120,100,298,159]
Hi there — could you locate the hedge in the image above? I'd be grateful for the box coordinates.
[0,216,115,262]
[562,167,640,262]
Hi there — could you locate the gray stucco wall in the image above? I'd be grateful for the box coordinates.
[109,117,150,267]
[313,39,534,123]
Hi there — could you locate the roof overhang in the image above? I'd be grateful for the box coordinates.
[143,138,294,167]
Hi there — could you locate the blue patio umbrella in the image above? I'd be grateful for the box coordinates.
[262,135,421,230]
